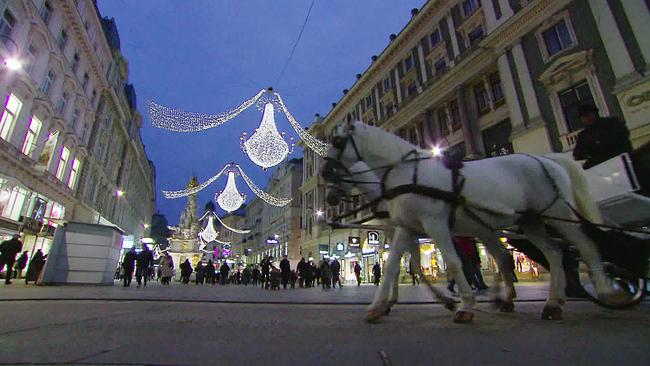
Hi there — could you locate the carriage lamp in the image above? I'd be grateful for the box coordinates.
[431,146,444,157]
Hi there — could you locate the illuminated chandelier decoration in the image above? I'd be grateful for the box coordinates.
[198,214,219,243]
[162,163,291,207]
[149,88,330,159]
[216,170,246,212]
[240,102,295,169]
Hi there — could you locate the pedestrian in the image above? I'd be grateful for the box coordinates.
[572,103,633,169]
[280,255,291,289]
[179,259,193,284]
[313,262,321,286]
[205,260,215,285]
[297,257,307,288]
[136,245,154,287]
[122,247,137,287]
[25,249,45,285]
[372,262,381,286]
[219,261,230,285]
[409,257,419,286]
[195,260,204,285]
[448,236,488,293]
[331,258,342,288]
[290,270,298,289]
[252,265,260,287]
[160,252,174,285]
[0,234,22,284]
[354,262,362,286]
[320,259,332,289]
[14,251,28,279]
[242,266,251,286]
[261,256,271,289]
[305,261,314,287]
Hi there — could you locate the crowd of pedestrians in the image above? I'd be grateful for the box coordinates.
[0,234,47,285]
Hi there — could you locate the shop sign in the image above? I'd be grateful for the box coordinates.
[367,231,380,245]
[319,244,329,254]
[362,246,376,255]
[384,243,390,250]
[266,238,279,245]
[336,242,344,251]
[348,236,360,248]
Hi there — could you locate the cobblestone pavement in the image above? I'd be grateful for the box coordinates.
[0,280,551,304]
[0,300,648,365]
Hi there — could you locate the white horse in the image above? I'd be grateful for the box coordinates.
[326,161,458,313]
[323,121,620,323]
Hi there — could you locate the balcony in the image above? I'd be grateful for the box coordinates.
[560,130,581,151]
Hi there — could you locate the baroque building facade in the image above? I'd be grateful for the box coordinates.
[300,0,650,281]
[0,0,155,257]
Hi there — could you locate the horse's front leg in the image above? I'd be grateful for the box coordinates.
[421,219,476,323]
[366,227,409,322]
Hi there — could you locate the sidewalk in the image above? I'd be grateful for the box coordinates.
[0,280,552,304]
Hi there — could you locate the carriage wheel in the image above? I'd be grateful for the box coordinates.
[579,263,647,309]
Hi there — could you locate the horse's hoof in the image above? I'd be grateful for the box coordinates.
[499,301,515,313]
[453,310,474,323]
[598,291,634,307]
[541,305,563,320]
[365,308,384,323]
[443,298,457,312]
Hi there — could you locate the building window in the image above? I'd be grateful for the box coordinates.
[474,83,490,114]
[430,29,441,48]
[490,73,504,103]
[81,123,89,143]
[407,82,418,97]
[0,10,16,45]
[0,94,23,140]
[71,52,80,72]
[434,58,447,75]
[449,101,462,131]
[404,56,414,72]
[56,146,70,181]
[383,77,392,93]
[39,1,53,25]
[437,108,450,137]
[91,89,97,104]
[25,44,38,74]
[57,29,68,49]
[57,92,68,115]
[467,26,485,46]
[462,0,480,17]
[482,119,513,157]
[558,80,594,133]
[365,95,372,108]
[408,126,418,145]
[82,73,89,89]
[68,158,81,189]
[21,116,42,157]
[542,19,573,57]
[42,70,55,95]
[385,103,394,118]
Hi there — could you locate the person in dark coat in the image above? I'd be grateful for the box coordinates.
[195,260,204,285]
[313,262,320,286]
[14,251,28,279]
[320,260,332,289]
[297,257,307,288]
[205,260,216,285]
[252,265,260,287]
[331,258,342,288]
[290,270,298,289]
[179,259,193,284]
[279,255,291,289]
[219,261,230,285]
[354,262,362,286]
[261,256,271,289]
[121,247,137,287]
[305,261,314,287]
[25,249,45,285]
[573,103,633,169]
[242,266,251,286]
[372,262,381,286]
[136,245,154,287]
[0,234,22,284]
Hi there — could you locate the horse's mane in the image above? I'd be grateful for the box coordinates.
[353,122,423,161]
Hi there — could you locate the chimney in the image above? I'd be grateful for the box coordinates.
[411,8,419,17]
[389,34,397,42]
[356,74,362,79]
[343,89,349,95]
[371,55,378,62]
[332,102,337,108]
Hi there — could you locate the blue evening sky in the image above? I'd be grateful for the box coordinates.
[97,0,425,224]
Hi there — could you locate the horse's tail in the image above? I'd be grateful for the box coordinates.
[543,154,603,224]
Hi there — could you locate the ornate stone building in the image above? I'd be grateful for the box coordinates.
[0,0,155,257]
[301,0,650,279]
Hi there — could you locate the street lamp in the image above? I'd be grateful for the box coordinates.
[0,35,22,71]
